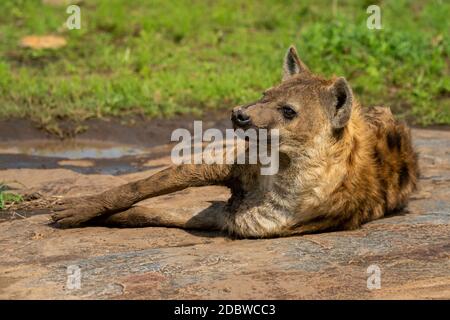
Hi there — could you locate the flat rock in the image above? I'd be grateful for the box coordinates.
[0,128,449,299]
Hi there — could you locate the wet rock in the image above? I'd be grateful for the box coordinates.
[0,128,449,299]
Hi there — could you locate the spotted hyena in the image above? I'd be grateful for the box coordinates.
[51,45,419,238]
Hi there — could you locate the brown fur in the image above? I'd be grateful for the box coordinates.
[51,46,419,238]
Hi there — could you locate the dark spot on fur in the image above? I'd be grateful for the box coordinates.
[374,159,389,213]
[379,178,388,213]
[373,147,384,166]
[224,177,246,212]
[279,152,291,170]
[347,151,353,166]
[332,127,345,140]
[387,131,402,151]
[272,182,287,196]
[398,162,410,188]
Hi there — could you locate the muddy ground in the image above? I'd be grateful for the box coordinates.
[0,117,449,299]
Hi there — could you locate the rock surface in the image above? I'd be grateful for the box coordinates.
[0,128,449,299]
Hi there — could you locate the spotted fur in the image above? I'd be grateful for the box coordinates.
[51,46,419,238]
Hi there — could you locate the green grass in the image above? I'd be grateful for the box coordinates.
[0,0,448,134]
[0,184,23,209]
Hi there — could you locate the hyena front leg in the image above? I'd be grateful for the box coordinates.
[51,164,233,228]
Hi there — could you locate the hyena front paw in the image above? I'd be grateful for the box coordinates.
[50,197,105,228]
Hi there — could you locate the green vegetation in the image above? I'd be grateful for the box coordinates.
[0,0,448,133]
[0,184,23,209]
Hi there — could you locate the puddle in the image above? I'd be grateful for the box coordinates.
[0,140,149,159]
[0,139,173,175]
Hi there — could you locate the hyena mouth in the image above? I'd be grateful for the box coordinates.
[232,125,277,147]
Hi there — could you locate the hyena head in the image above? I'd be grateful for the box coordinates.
[231,45,354,153]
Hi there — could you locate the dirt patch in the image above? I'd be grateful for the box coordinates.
[0,112,231,175]
[0,111,231,144]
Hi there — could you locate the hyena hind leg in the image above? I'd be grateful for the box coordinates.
[90,201,228,231]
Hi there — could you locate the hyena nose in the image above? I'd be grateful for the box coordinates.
[231,109,251,127]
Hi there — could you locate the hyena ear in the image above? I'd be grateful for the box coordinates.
[322,77,353,129]
[282,45,310,81]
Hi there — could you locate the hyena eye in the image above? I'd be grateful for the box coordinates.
[280,105,297,119]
